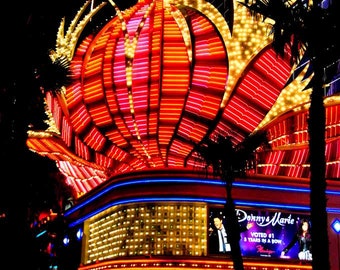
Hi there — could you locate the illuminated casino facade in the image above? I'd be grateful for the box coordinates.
[27,0,340,269]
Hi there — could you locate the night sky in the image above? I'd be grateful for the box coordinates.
[0,1,135,268]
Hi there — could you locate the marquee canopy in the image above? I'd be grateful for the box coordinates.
[26,0,340,197]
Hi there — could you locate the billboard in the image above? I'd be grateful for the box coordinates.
[208,207,312,261]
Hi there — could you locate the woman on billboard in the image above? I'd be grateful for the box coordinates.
[281,218,312,261]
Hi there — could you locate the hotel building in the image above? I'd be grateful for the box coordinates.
[27,0,340,269]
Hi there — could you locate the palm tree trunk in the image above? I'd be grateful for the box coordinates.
[224,176,244,270]
[308,66,330,269]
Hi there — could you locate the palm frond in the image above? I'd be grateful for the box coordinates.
[37,53,72,96]
[194,131,270,178]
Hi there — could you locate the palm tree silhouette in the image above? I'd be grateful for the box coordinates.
[239,1,340,269]
[195,130,269,270]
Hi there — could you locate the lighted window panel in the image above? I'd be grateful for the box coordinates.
[83,203,207,264]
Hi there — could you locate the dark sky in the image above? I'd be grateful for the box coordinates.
[0,1,96,210]
[0,0,138,199]
[1,0,137,85]
[1,1,80,80]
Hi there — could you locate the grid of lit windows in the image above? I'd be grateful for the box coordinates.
[84,203,208,264]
